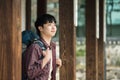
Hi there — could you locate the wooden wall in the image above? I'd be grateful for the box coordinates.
[37,0,47,17]
[86,0,98,80]
[86,0,105,80]
[98,0,105,80]
[59,0,76,80]
[26,0,31,30]
[0,0,21,80]
[0,0,105,80]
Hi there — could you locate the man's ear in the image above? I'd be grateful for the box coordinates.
[38,26,43,31]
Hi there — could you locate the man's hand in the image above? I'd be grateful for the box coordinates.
[42,48,52,68]
[43,48,52,60]
[56,58,62,68]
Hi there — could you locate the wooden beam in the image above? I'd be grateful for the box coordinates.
[59,0,76,80]
[0,0,21,80]
[26,0,31,30]
[98,0,105,80]
[86,0,98,80]
[37,0,47,17]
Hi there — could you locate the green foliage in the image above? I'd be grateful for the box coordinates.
[76,49,85,56]
[116,59,120,66]
[76,44,86,57]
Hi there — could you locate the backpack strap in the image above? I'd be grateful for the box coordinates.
[33,40,47,60]
[22,39,46,80]
[33,40,47,51]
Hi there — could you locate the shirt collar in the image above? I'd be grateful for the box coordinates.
[40,37,52,49]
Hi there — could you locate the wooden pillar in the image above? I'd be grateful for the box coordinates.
[98,0,105,80]
[26,0,31,30]
[37,0,47,17]
[0,0,21,80]
[59,0,76,80]
[86,0,98,80]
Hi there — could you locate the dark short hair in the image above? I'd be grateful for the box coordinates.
[35,14,56,36]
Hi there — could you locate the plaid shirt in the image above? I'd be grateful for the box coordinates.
[22,39,56,80]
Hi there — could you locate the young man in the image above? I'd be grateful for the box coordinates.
[23,14,62,80]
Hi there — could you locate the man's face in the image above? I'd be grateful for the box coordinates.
[40,22,57,37]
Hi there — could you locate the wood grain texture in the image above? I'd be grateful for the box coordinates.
[0,0,21,80]
[98,0,105,80]
[59,0,76,80]
[86,0,98,80]
[26,0,31,30]
[37,0,47,17]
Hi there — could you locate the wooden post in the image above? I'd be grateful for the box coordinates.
[86,0,98,80]
[26,0,31,30]
[98,0,105,80]
[0,0,21,80]
[59,0,76,80]
[37,0,47,17]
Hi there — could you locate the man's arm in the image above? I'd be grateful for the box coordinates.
[26,44,50,79]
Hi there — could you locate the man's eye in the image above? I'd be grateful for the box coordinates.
[48,24,51,26]
[48,23,56,26]
[48,24,52,26]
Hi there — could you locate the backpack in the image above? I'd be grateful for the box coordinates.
[22,30,46,51]
[22,30,46,80]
